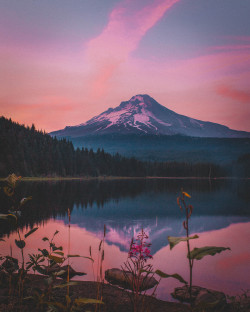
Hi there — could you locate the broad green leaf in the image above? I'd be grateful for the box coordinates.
[48,255,64,263]
[168,235,199,250]
[154,270,187,284]
[15,239,26,249]
[53,281,78,289]
[24,227,38,238]
[189,246,231,260]
[74,298,104,305]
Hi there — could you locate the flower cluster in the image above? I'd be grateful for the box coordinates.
[128,229,153,262]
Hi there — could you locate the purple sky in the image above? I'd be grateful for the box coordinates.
[1,0,250,132]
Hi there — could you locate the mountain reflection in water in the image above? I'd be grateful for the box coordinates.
[0,178,249,300]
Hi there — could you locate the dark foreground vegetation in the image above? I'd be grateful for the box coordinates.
[0,116,241,178]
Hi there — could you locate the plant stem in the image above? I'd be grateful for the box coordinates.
[183,196,193,305]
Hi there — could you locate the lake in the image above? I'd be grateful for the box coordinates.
[1,178,250,301]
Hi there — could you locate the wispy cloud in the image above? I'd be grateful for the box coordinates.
[216,84,250,104]
[85,0,180,99]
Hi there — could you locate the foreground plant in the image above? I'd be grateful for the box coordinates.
[0,174,103,312]
[121,228,154,312]
[168,189,231,306]
[120,228,186,312]
[0,173,37,307]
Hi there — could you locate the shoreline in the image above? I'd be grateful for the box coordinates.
[0,275,189,312]
[0,176,248,182]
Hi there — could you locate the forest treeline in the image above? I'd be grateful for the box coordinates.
[0,116,245,177]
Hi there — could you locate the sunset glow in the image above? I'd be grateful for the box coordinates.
[0,0,250,131]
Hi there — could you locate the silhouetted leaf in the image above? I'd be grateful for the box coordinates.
[35,265,47,275]
[189,246,231,260]
[52,245,63,251]
[24,227,38,238]
[42,237,49,241]
[168,235,199,250]
[15,239,26,249]
[38,248,49,257]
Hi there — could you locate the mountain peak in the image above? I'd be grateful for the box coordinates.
[50,95,250,138]
[119,94,153,109]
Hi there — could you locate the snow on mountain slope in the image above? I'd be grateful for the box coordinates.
[50,94,250,138]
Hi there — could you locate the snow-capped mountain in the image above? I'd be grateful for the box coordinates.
[50,94,250,138]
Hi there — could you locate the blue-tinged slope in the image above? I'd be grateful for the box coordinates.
[50,94,250,138]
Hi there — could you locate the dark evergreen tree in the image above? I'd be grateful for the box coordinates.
[0,116,227,177]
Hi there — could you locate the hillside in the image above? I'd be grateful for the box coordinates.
[71,134,250,165]
[0,116,227,177]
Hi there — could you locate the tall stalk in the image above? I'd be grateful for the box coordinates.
[67,208,71,301]
[95,224,106,312]
[181,192,193,304]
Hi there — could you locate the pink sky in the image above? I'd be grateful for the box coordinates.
[0,0,250,132]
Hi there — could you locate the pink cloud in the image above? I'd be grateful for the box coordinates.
[209,45,250,52]
[216,84,250,104]
[85,0,180,99]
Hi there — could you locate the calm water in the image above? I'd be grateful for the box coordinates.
[1,178,250,301]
